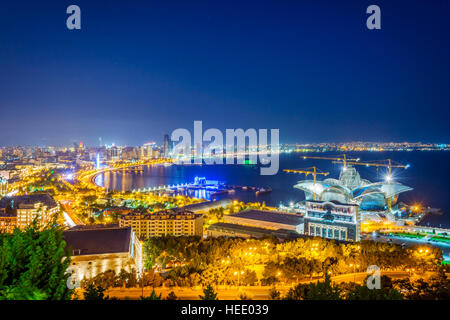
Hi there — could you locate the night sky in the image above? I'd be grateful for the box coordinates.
[0,0,449,146]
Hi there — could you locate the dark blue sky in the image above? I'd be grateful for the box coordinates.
[0,0,449,146]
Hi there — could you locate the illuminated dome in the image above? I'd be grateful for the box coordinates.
[293,166,412,210]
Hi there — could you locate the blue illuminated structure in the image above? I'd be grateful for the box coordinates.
[294,166,412,211]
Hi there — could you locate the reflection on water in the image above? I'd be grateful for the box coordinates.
[95,152,450,228]
[96,166,221,201]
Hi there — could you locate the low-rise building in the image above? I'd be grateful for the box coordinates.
[119,209,203,239]
[64,225,143,282]
[304,200,360,242]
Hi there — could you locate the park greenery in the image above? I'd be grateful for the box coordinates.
[0,219,73,300]
[1,220,447,300]
[142,235,442,288]
[3,165,449,300]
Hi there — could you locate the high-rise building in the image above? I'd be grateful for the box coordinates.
[0,178,7,197]
[163,134,172,158]
[106,146,121,160]
[139,142,156,160]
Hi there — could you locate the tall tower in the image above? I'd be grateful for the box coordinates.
[0,178,7,197]
[96,153,101,169]
[163,134,172,158]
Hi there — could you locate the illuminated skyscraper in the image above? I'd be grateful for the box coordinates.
[96,153,100,169]
[163,134,172,158]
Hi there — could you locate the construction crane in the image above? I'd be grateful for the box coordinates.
[334,159,410,211]
[302,154,360,168]
[284,167,329,200]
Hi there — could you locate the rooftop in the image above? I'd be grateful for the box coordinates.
[174,199,233,213]
[208,222,301,240]
[63,226,131,256]
[0,193,58,210]
[307,200,359,207]
[227,209,304,226]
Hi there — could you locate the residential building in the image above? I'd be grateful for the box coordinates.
[119,209,203,239]
[0,193,59,231]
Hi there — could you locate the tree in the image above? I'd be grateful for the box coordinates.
[142,270,163,287]
[166,291,178,300]
[306,276,342,300]
[241,270,258,286]
[284,275,342,300]
[199,284,219,300]
[82,269,117,289]
[0,219,72,300]
[284,283,310,300]
[239,292,252,300]
[346,275,403,300]
[268,287,281,300]
[83,284,109,300]
[141,289,162,300]
[346,285,403,300]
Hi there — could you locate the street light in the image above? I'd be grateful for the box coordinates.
[234,270,245,286]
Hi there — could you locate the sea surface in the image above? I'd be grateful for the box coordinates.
[95,152,450,228]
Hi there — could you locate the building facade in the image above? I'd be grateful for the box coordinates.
[0,177,7,197]
[304,200,360,242]
[64,225,143,282]
[0,193,59,232]
[0,212,16,233]
[119,209,203,239]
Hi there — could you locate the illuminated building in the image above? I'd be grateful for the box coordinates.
[293,166,412,211]
[95,153,101,169]
[0,211,16,233]
[106,145,121,160]
[139,142,157,159]
[163,134,172,158]
[0,177,7,197]
[304,200,360,241]
[0,193,59,231]
[64,225,143,282]
[119,209,203,239]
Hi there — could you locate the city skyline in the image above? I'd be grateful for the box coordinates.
[1,1,450,304]
[1,0,449,146]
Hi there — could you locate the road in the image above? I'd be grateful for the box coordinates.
[60,201,84,226]
[101,271,410,300]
